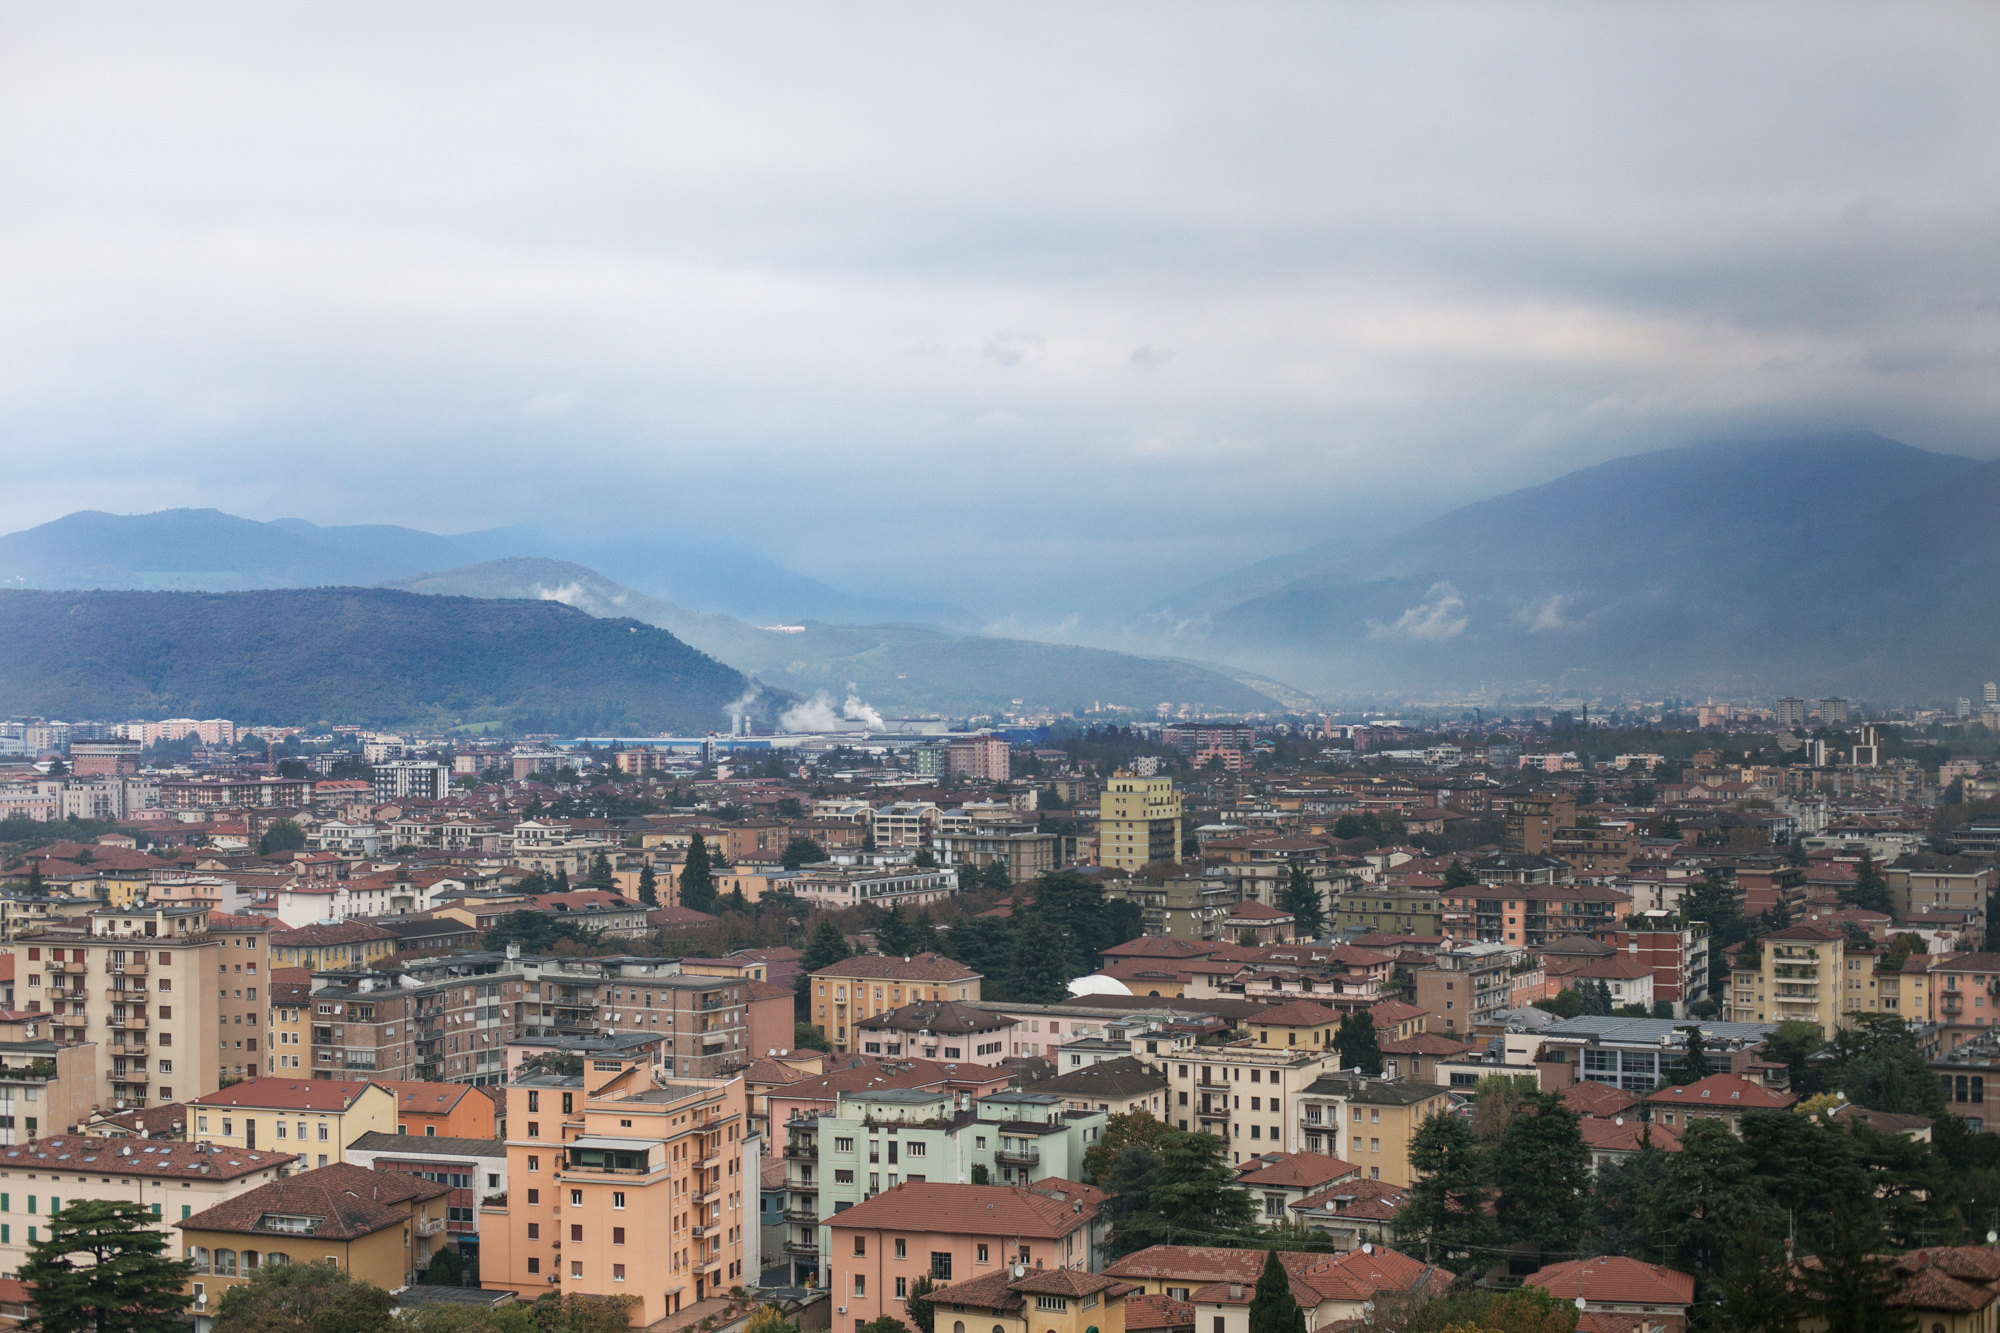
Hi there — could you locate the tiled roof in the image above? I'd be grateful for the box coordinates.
[1562,1082,1640,1117]
[1644,1073,1796,1111]
[1038,1056,1167,1099]
[746,979,794,1001]
[375,1081,474,1114]
[1236,1152,1360,1191]
[92,1102,190,1138]
[269,922,396,947]
[1124,1293,1196,1331]
[1251,1000,1341,1028]
[1291,1245,1452,1303]
[1528,1257,1696,1307]
[1225,902,1294,921]
[1099,939,1219,960]
[1290,1177,1409,1221]
[1760,923,1846,943]
[179,1162,448,1240]
[191,1078,380,1111]
[1575,956,1655,980]
[346,1132,509,1159]
[649,906,720,927]
[0,1136,293,1179]
[858,1000,1015,1036]
[811,951,980,983]
[1578,1118,1681,1154]
[825,1181,1098,1237]
[1369,1001,1429,1027]
[1379,1033,1477,1057]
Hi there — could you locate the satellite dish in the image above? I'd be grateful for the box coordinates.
[1360,1243,1371,1254]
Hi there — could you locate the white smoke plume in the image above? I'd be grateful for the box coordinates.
[781,690,884,733]
[723,686,763,731]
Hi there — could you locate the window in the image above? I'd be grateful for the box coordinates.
[896,1278,907,1299]
[571,1261,582,1278]
[612,1192,625,1209]
[613,1264,626,1282]
[977,1245,989,1264]
[835,1138,854,1153]
[895,1239,906,1258]
[570,1191,582,1207]
[571,1225,582,1242]
[527,1190,539,1205]
[906,1142,925,1158]
[854,1237,866,1256]
[931,1253,953,1280]
[529,1092,539,1112]
[528,1157,539,1172]
[613,1227,625,1244]
[1036,1297,1067,1312]
[528,1224,540,1239]
[854,1276,866,1297]
[528,1258,541,1274]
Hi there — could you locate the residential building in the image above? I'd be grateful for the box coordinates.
[946,734,1013,783]
[1160,1041,1348,1160]
[0,1136,295,1282]
[1503,791,1576,855]
[372,761,452,802]
[178,1162,451,1330]
[186,1079,397,1167]
[345,1131,509,1252]
[1526,1256,1695,1333]
[790,865,959,911]
[1724,923,1852,1034]
[927,1266,1138,1333]
[1235,1152,1361,1223]
[1642,1072,1797,1133]
[1412,943,1520,1037]
[1331,882,1445,938]
[826,1180,1109,1331]
[808,954,982,1053]
[1573,955,1655,1012]
[1440,882,1631,947]
[1105,1245,1452,1326]
[1292,1075,1452,1185]
[872,803,942,851]
[269,922,398,970]
[1887,858,1994,927]
[1775,697,1808,728]
[1036,1056,1169,1117]
[855,1000,1015,1066]
[1098,774,1183,872]
[379,1080,498,1138]
[1107,877,1236,942]
[483,1057,756,1319]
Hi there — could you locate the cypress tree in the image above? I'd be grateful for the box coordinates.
[637,861,659,907]
[681,834,718,912]
[1247,1248,1305,1333]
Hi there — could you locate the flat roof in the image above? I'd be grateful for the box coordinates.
[1539,1015,1777,1044]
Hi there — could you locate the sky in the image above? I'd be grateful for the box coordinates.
[2,2,1997,628]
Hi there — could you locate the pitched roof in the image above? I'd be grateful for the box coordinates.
[1562,1082,1640,1117]
[269,921,396,947]
[0,1135,293,1179]
[1250,999,1341,1028]
[857,999,1015,1036]
[1528,1257,1696,1307]
[1379,1033,1477,1057]
[1575,956,1655,980]
[375,1080,476,1115]
[825,1181,1099,1236]
[1037,1056,1168,1099]
[191,1078,381,1112]
[1290,1246,1452,1304]
[1236,1152,1360,1192]
[1577,1118,1682,1154]
[1643,1073,1797,1111]
[346,1132,510,1159]
[1124,1294,1196,1331]
[91,1101,191,1138]
[1760,923,1847,943]
[811,951,980,983]
[179,1162,448,1240]
[1290,1177,1410,1221]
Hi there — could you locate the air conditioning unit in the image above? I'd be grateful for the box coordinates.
[548,1275,560,1284]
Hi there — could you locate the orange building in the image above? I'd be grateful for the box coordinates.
[379,1080,498,1139]
[482,1057,753,1323]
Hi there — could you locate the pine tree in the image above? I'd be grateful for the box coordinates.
[1279,862,1326,939]
[1443,858,1478,888]
[1005,915,1074,1003]
[1667,1026,1715,1085]
[1395,1111,1494,1261]
[680,834,718,913]
[587,851,615,890]
[1805,1200,1912,1333]
[876,906,923,958]
[26,862,44,897]
[1492,1092,1591,1259]
[19,1200,195,1333]
[1333,1010,1382,1076]
[1247,1248,1305,1333]
[1843,851,1894,916]
[637,862,659,907]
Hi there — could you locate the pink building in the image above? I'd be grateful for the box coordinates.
[946,734,1012,783]
[855,999,1017,1067]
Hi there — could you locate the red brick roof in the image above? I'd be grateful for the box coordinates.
[0,1135,293,1179]
[1643,1073,1797,1111]
[1289,1177,1409,1221]
[269,922,395,947]
[191,1078,380,1112]
[811,951,980,983]
[1250,1000,1341,1028]
[1528,1257,1695,1307]
[1379,1033,1477,1057]
[375,1080,475,1114]
[178,1161,447,1240]
[1578,1118,1682,1154]
[1236,1152,1360,1191]
[825,1181,1098,1237]
[1562,1081,1640,1118]
[1124,1294,1196,1331]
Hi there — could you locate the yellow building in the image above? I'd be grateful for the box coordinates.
[186,1079,396,1168]
[1726,923,1854,1035]
[178,1161,450,1326]
[929,1266,1134,1333]
[267,923,398,971]
[807,953,982,1052]
[1250,1000,1343,1051]
[1097,774,1182,871]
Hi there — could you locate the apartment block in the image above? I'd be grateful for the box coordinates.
[1503,791,1576,855]
[483,1058,756,1320]
[1098,774,1183,872]
[1158,1041,1347,1163]
[1332,883,1444,937]
[808,954,982,1053]
[946,734,1013,783]
[1412,943,1520,1037]
[0,1136,295,1283]
[1293,1074,1451,1186]
[186,1079,396,1167]
[1725,922,1852,1035]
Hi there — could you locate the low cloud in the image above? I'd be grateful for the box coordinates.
[780,690,884,732]
[1369,583,1468,642]
[1518,593,1577,632]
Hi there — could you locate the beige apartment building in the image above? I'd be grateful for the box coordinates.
[185,1079,397,1168]
[1293,1073,1452,1186]
[1726,922,1854,1035]
[19,905,233,1112]
[481,1057,756,1321]
[1098,773,1183,871]
[809,954,982,1053]
[1157,1036,1349,1164]
[0,1135,295,1281]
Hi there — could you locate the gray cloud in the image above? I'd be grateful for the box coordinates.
[0,2,1995,623]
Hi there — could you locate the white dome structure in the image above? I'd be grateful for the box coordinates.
[1068,973,1133,998]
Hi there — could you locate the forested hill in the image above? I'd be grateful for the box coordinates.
[0,588,777,734]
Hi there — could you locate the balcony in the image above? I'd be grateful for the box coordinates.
[113,1015,148,1029]
[691,1188,713,1205]
[691,1223,710,1239]
[109,960,147,976]
[782,1238,820,1257]
[52,961,86,975]
[115,1069,149,1083]
[782,1143,815,1159]
[994,1147,1040,1167]
[416,1218,445,1237]
[782,1209,819,1225]
[103,988,146,1002]
[111,1041,147,1056]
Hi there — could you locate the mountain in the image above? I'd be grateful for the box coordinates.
[0,510,974,629]
[0,588,775,734]
[382,558,1294,717]
[1138,433,1998,700]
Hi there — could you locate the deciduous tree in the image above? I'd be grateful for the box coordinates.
[210,1253,395,1333]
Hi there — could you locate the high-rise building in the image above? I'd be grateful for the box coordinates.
[1820,697,1849,725]
[1960,699,1974,719]
[371,760,450,802]
[1097,772,1183,870]
[1987,682,1998,708]
[1775,697,1808,728]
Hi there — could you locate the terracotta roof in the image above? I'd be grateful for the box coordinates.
[1578,1118,1682,1154]
[1897,1247,2000,1288]
[826,1181,1099,1236]
[1037,1056,1167,1100]
[1379,1033,1477,1057]
[90,1102,190,1139]
[1236,1152,1361,1192]
[191,1078,380,1112]
[1290,1177,1409,1221]
[1099,939,1219,961]
[1892,1268,1997,1314]
[179,1161,447,1240]
[746,979,793,1002]
[1368,1000,1429,1027]
[1528,1257,1696,1307]
[1225,901,1295,921]
[1293,1246,1452,1303]
[1,1135,293,1179]
[811,951,980,983]
[1575,956,1654,980]
[375,1080,474,1114]
[1124,1293,1196,1331]
[1563,1082,1640,1118]
[1759,923,1847,943]
[857,1000,1015,1036]
[1644,1073,1797,1111]
[269,922,396,947]
[1251,1000,1341,1028]
[649,905,720,927]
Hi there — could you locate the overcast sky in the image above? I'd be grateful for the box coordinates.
[2,3,1997,624]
